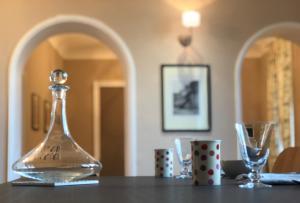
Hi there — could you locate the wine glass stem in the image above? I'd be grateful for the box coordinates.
[249,169,261,183]
[181,166,188,175]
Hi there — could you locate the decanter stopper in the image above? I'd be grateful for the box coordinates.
[49,69,69,92]
[50,69,68,85]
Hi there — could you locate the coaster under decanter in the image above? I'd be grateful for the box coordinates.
[12,69,102,183]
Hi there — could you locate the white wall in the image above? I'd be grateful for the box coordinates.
[1,0,300,179]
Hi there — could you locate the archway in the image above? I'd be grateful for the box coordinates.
[8,15,137,181]
[234,22,300,159]
[235,22,300,122]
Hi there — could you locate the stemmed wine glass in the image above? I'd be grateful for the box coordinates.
[235,122,275,189]
[174,138,192,179]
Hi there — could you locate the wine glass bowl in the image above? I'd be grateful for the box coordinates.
[235,122,275,189]
[174,138,192,179]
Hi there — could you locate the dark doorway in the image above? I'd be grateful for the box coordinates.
[100,87,125,176]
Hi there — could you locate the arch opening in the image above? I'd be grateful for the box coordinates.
[234,22,300,160]
[235,22,300,122]
[8,15,137,181]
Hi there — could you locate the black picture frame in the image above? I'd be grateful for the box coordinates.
[161,64,211,132]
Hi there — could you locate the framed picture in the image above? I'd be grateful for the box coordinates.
[161,64,211,132]
[43,100,51,133]
[31,93,40,131]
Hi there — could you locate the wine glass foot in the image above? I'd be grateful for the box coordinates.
[239,181,272,189]
[175,173,192,179]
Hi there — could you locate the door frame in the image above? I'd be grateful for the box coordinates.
[93,80,126,161]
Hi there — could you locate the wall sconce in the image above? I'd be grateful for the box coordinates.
[178,10,201,47]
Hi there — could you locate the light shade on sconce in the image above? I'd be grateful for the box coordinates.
[177,10,202,64]
[182,10,201,28]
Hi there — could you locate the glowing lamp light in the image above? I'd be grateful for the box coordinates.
[182,10,201,28]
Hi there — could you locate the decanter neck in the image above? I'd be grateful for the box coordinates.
[48,88,71,137]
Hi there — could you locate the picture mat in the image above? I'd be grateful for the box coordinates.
[163,66,209,130]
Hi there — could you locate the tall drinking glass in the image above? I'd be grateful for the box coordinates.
[174,138,192,179]
[235,122,274,189]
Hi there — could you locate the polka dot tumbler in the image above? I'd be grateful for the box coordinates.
[191,140,221,186]
[155,149,174,178]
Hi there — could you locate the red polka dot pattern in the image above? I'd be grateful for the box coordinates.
[208,169,214,175]
[208,179,214,185]
[155,149,173,178]
[191,141,221,186]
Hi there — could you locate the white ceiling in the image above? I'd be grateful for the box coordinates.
[48,33,117,60]
[245,37,276,58]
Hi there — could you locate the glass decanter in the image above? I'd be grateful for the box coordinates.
[13,69,102,182]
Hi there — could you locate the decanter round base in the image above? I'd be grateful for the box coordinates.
[14,167,98,183]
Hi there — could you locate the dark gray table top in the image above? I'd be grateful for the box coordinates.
[0,177,300,203]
